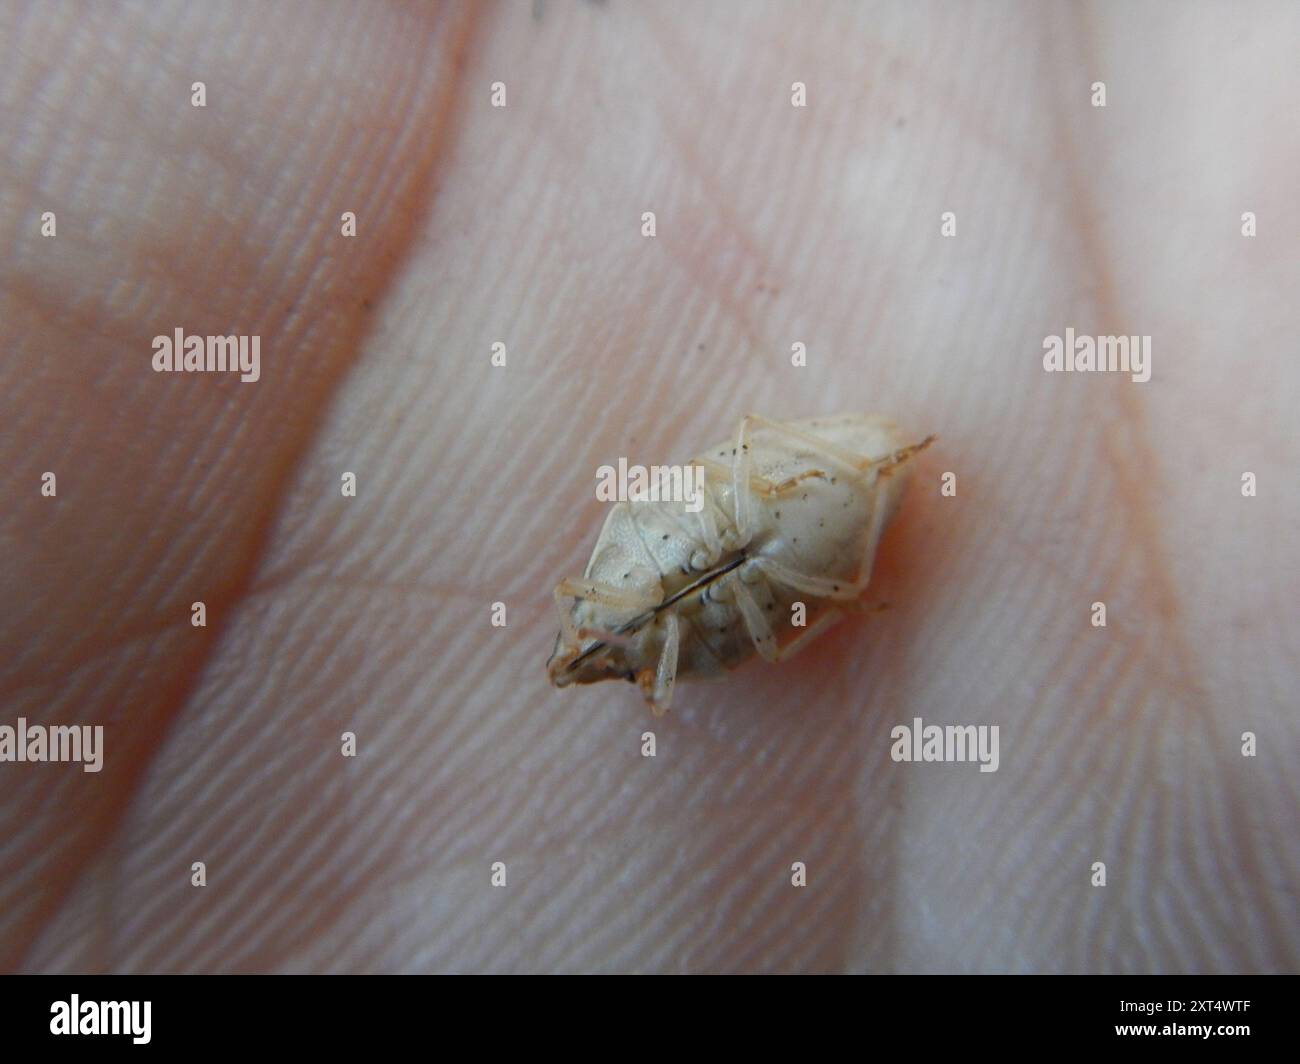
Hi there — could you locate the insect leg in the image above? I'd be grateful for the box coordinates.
[738,413,871,480]
[869,435,938,478]
[760,418,924,601]
[553,577,661,646]
[850,444,918,587]
[552,585,584,645]
[554,577,660,609]
[695,455,779,497]
[695,454,773,563]
[745,556,872,602]
[772,607,844,661]
[731,575,780,662]
[649,468,723,568]
[833,437,935,581]
[730,416,757,543]
[720,415,794,551]
[645,610,680,715]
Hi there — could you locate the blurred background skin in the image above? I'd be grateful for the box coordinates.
[1,0,1296,973]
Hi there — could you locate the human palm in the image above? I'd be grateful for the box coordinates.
[2,1,1295,972]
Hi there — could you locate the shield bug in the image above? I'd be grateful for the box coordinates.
[546,413,934,714]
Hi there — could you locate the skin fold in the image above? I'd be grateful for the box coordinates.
[0,1,1296,972]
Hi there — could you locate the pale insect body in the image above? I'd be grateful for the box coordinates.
[547,413,934,714]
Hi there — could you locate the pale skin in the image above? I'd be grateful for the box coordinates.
[1,2,1296,972]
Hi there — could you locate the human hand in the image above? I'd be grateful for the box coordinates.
[2,0,1295,972]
